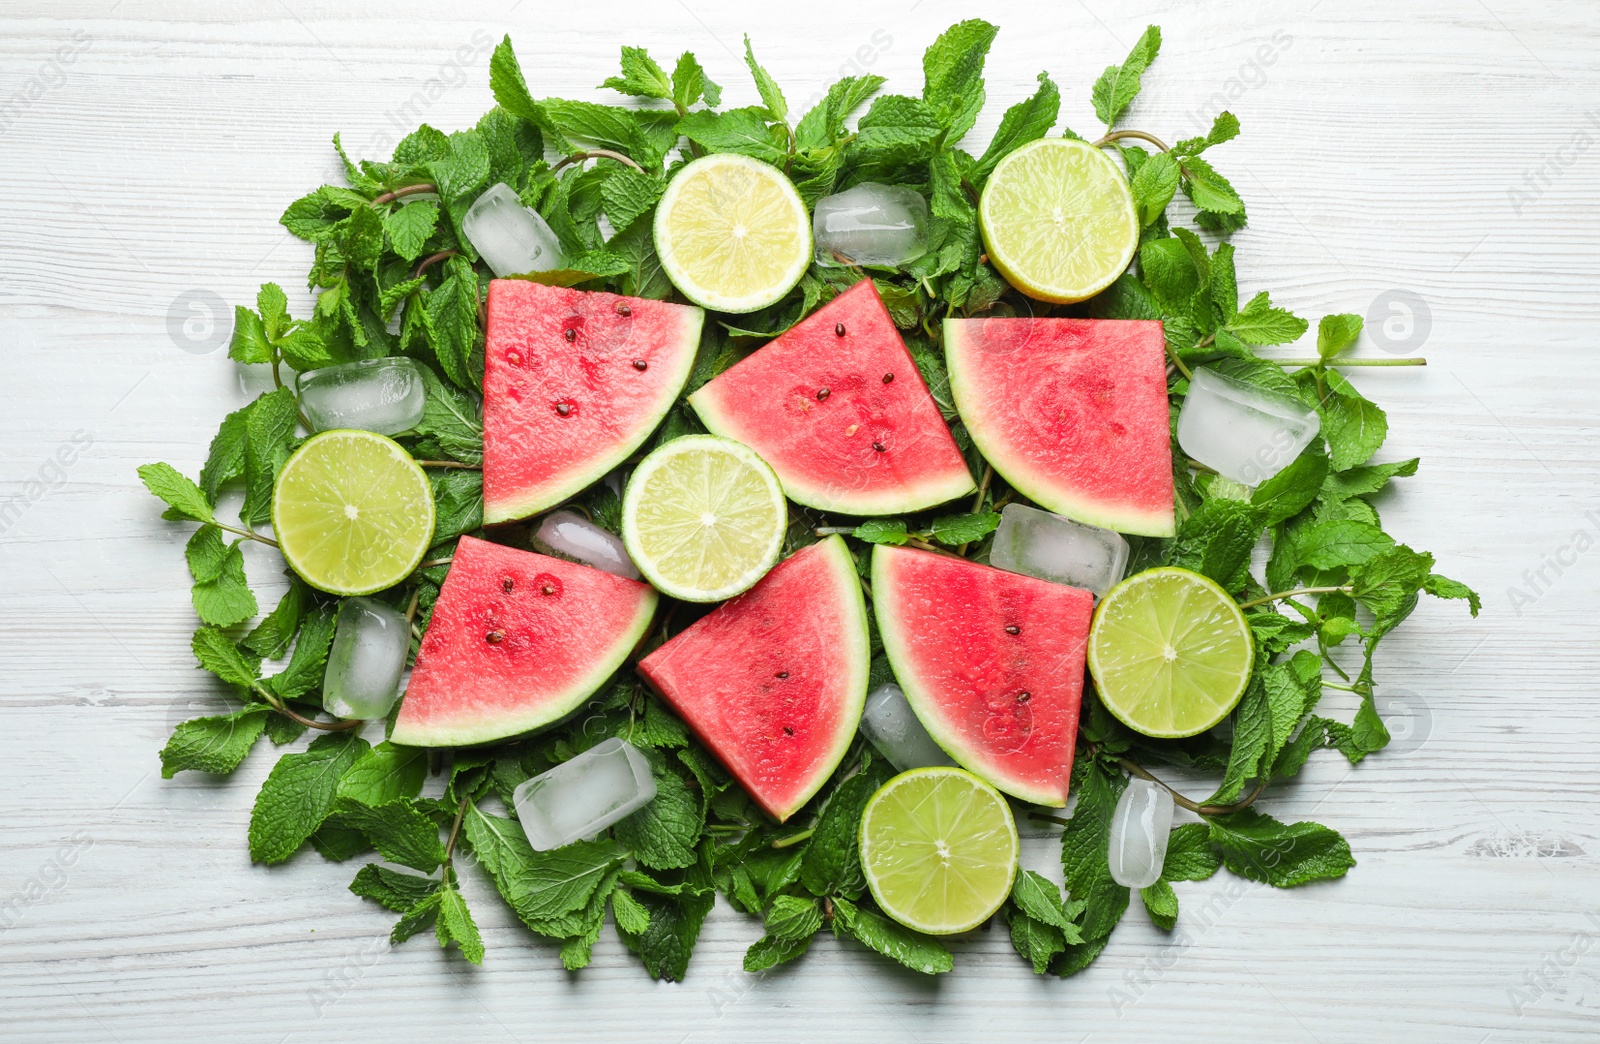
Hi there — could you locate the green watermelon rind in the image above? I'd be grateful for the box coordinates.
[943,318,1177,538]
[688,388,976,516]
[870,544,1070,808]
[389,586,658,749]
[481,304,705,525]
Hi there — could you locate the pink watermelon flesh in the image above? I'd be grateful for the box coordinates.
[688,280,974,515]
[482,281,703,523]
[638,536,869,822]
[871,544,1092,807]
[945,317,1175,537]
[392,535,657,747]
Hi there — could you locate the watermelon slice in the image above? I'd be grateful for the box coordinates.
[688,280,974,515]
[392,535,657,747]
[871,544,1093,806]
[944,317,1175,537]
[638,536,869,821]
[482,281,703,524]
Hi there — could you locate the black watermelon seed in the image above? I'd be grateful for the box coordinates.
[617,303,631,317]
[872,441,886,453]
[782,726,795,736]
[502,578,515,593]
[563,328,577,342]
[1017,691,1031,703]
[486,630,505,644]
[834,322,846,337]
[633,359,648,371]
[555,403,571,416]
[882,372,894,383]
[1005,625,1020,635]
[542,583,555,595]
[776,671,789,679]
[816,388,830,401]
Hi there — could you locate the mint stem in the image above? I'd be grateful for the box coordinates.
[1117,757,1267,817]
[1269,357,1426,367]
[1091,128,1171,152]
[1237,585,1350,610]
[371,183,439,206]
[444,796,470,863]
[215,522,279,548]
[771,828,815,849]
[416,460,481,470]
[256,686,362,732]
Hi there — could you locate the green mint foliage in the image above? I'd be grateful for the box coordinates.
[136,20,1478,983]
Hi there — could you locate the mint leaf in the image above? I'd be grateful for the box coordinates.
[1006,907,1066,973]
[248,732,370,864]
[619,888,714,981]
[1210,242,1239,322]
[429,468,483,544]
[928,511,1000,546]
[1139,880,1179,930]
[611,888,651,935]
[794,75,885,150]
[1348,544,1434,620]
[599,167,664,234]
[488,36,550,133]
[391,893,442,945]
[676,107,785,164]
[461,805,626,933]
[242,581,307,659]
[1159,823,1221,881]
[436,878,485,965]
[744,932,811,971]
[742,36,787,124]
[972,72,1059,185]
[1226,291,1308,347]
[1296,519,1394,570]
[1251,443,1328,525]
[241,386,298,526]
[1060,760,1128,940]
[186,526,257,627]
[833,897,953,974]
[384,200,438,262]
[799,770,880,897]
[138,463,214,524]
[1140,236,1202,307]
[160,705,268,778]
[1010,870,1081,938]
[1317,313,1363,361]
[350,863,441,913]
[851,94,943,165]
[1207,672,1268,804]
[1174,111,1240,155]
[671,52,719,112]
[266,605,334,702]
[852,519,909,545]
[614,761,703,870]
[336,741,427,806]
[1166,498,1265,591]
[601,46,672,101]
[1206,810,1355,887]
[422,254,482,389]
[1262,652,1320,770]
[199,403,252,503]
[1178,154,1244,216]
[1322,457,1417,500]
[1091,24,1160,126]
[333,798,445,872]
[1129,150,1179,227]
[412,363,483,465]
[921,19,999,141]
[1319,370,1388,470]
[1424,573,1481,616]
[764,895,823,939]
[229,305,271,364]
[191,626,262,690]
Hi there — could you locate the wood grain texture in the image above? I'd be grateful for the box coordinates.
[2,0,1598,1040]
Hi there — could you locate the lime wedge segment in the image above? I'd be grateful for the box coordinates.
[271,429,435,596]
[858,766,1019,936]
[978,136,1139,303]
[1087,567,1255,738]
[653,153,811,314]
[621,435,786,602]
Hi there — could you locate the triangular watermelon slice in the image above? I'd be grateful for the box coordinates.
[392,535,657,747]
[688,280,974,515]
[638,536,869,821]
[482,281,703,523]
[871,544,1093,806]
[945,317,1174,537]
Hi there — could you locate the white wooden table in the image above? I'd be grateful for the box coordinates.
[3,1,1597,1040]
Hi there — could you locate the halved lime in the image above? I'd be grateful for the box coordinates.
[653,153,811,314]
[858,767,1019,936]
[978,136,1139,303]
[271,429,435,596]
[620,435,786,602]
[1087,567,1255,738]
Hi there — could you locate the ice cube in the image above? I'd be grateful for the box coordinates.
[859,683,957,773]
[533,510,640,580]
[512,738,657,851]
[813,183,929,267]
[295,357,426,435]
[1177,368,1321,486]
[461,182,564,276]
[323,597,410,720]
[1108,778,1175,889]
[989,503,1129,598]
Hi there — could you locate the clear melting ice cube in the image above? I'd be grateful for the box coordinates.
[323,597,410,720]
[461,182,564,276]
[1177,367,1321,486]
[989,503,1130,598]
[859,683,956,773]
[512,738,657,851]
[1108,777,1175,889]
[813,182,929,267]
[295,357,426,435]
[533,510,640,580]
